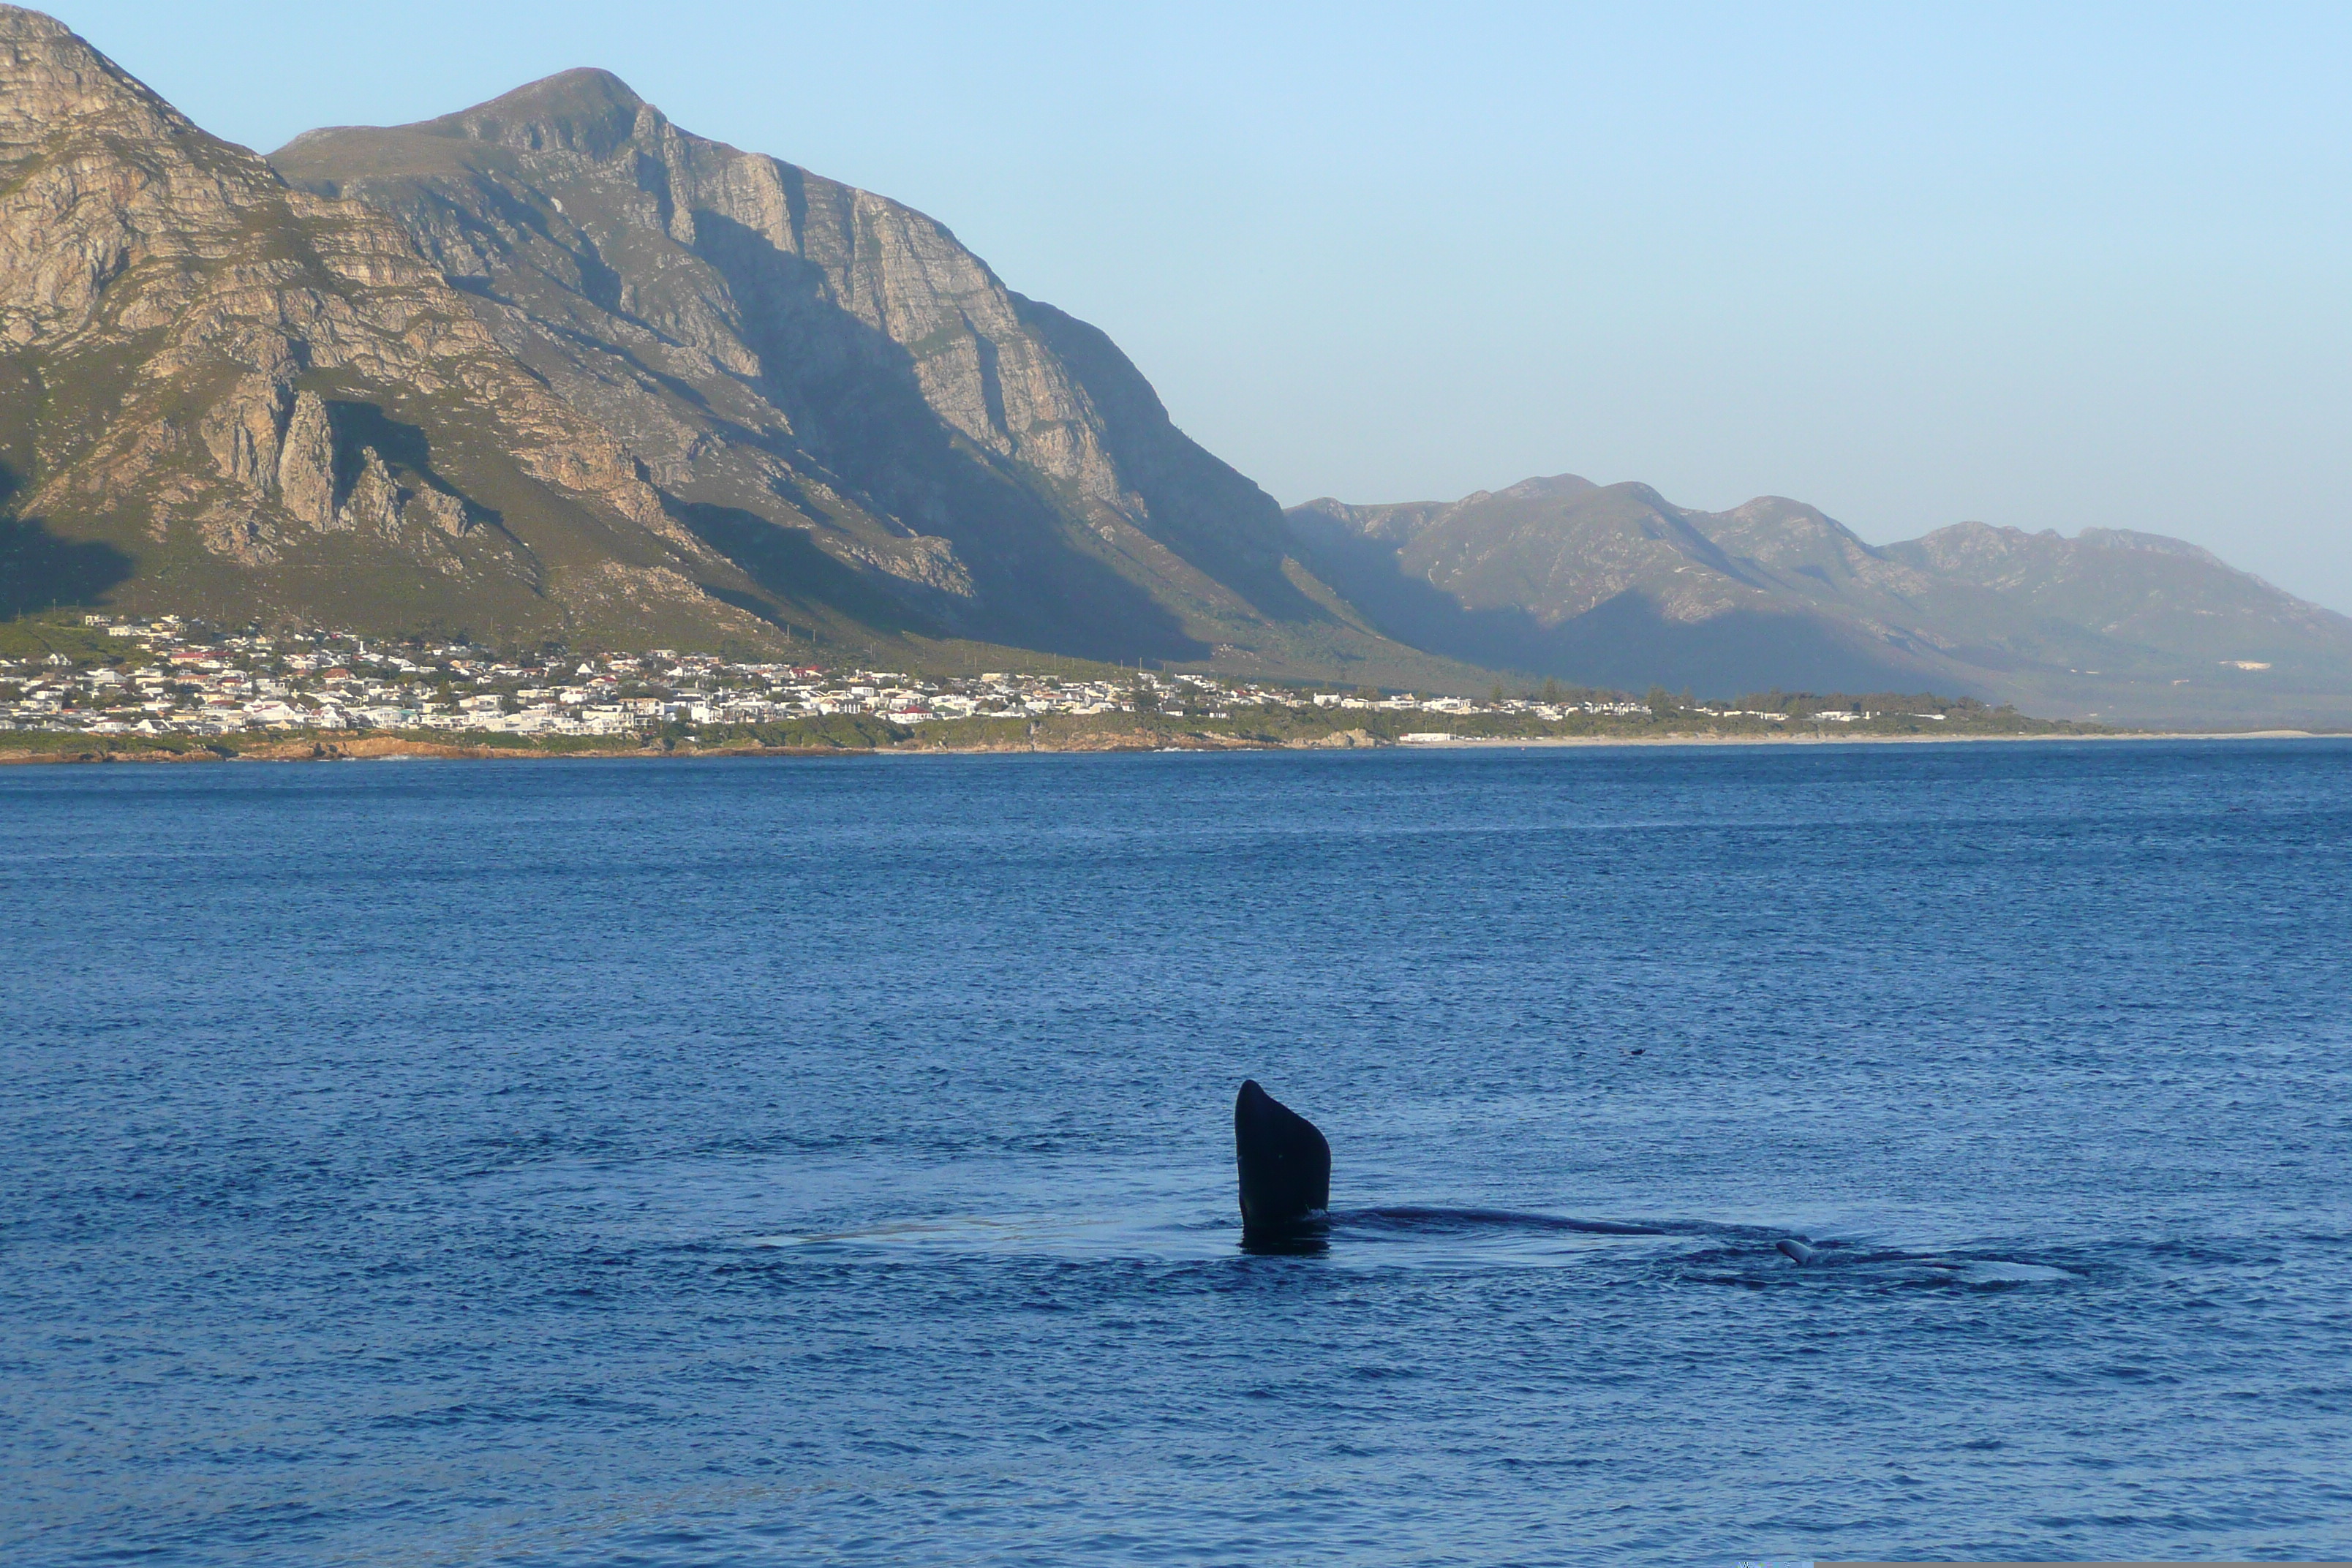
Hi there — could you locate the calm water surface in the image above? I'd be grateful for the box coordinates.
[4,742,2349,1564]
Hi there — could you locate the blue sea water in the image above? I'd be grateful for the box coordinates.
[3,740,2350,1566]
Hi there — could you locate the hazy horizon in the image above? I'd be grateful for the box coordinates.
[56,0,2352,613]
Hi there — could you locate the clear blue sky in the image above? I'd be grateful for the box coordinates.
[59,1,2352,609]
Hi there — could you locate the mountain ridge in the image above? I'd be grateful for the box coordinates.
[267,61,1401,671]
[1,7,1469,687]
[7,4,2348,723]
[1286,479,2352,723]
[0,4,783,647]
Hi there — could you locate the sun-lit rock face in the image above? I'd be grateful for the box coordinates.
[3,7,1413,674]
[271,64,1336,661]
[0,3,747,641]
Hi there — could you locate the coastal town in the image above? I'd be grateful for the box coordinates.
[1,614,2035,755]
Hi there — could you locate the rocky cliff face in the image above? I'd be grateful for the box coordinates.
[0,5,796,643]
[1289,479,2352,723]
[4,12,1431,679]
[269,68,1350,665]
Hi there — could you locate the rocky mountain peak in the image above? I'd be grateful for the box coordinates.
[1693,495,1885,577]
[0,5,193,151]
[1494,473,1599,503]
[1893,520,2242,587]
[267,69,1352,660]
[411,67,654,160]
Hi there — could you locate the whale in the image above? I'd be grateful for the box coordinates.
[1233,1082,1845,1267]
[1235,1079,1330,1244]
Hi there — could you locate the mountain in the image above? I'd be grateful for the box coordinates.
[0,6,750,646]
[10,4,2345,722]
[1,8,1452,683]
[1883,522,2352,671]
[1287,478,2352,724]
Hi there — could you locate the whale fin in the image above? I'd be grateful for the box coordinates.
[1235,1079,1331,1240]
[1776,1238,1822,1266]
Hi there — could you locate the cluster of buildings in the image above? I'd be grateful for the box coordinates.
[1,616,1680,740]
[1710,706,1945,724]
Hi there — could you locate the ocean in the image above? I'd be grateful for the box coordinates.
[4,740,2349,1564]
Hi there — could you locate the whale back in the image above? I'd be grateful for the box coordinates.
[1235,1079,1331,1237]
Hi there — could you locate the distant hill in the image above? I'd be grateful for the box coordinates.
[1287,478,2352,725]
[0,8,1460,687]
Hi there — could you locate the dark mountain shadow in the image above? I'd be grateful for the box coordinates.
[325,399,437,472]
[1542,592,1946,695]
[683,208,1208,663]
[0,513,134,619]
[669,498,941,636]
[1287,518,1939,697]
[2,443,133,615]
[322,400,495,527]
[1010,294,1330,626]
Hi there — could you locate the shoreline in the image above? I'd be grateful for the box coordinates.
[0,725,2335,768]
[1384,728,2329,748]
